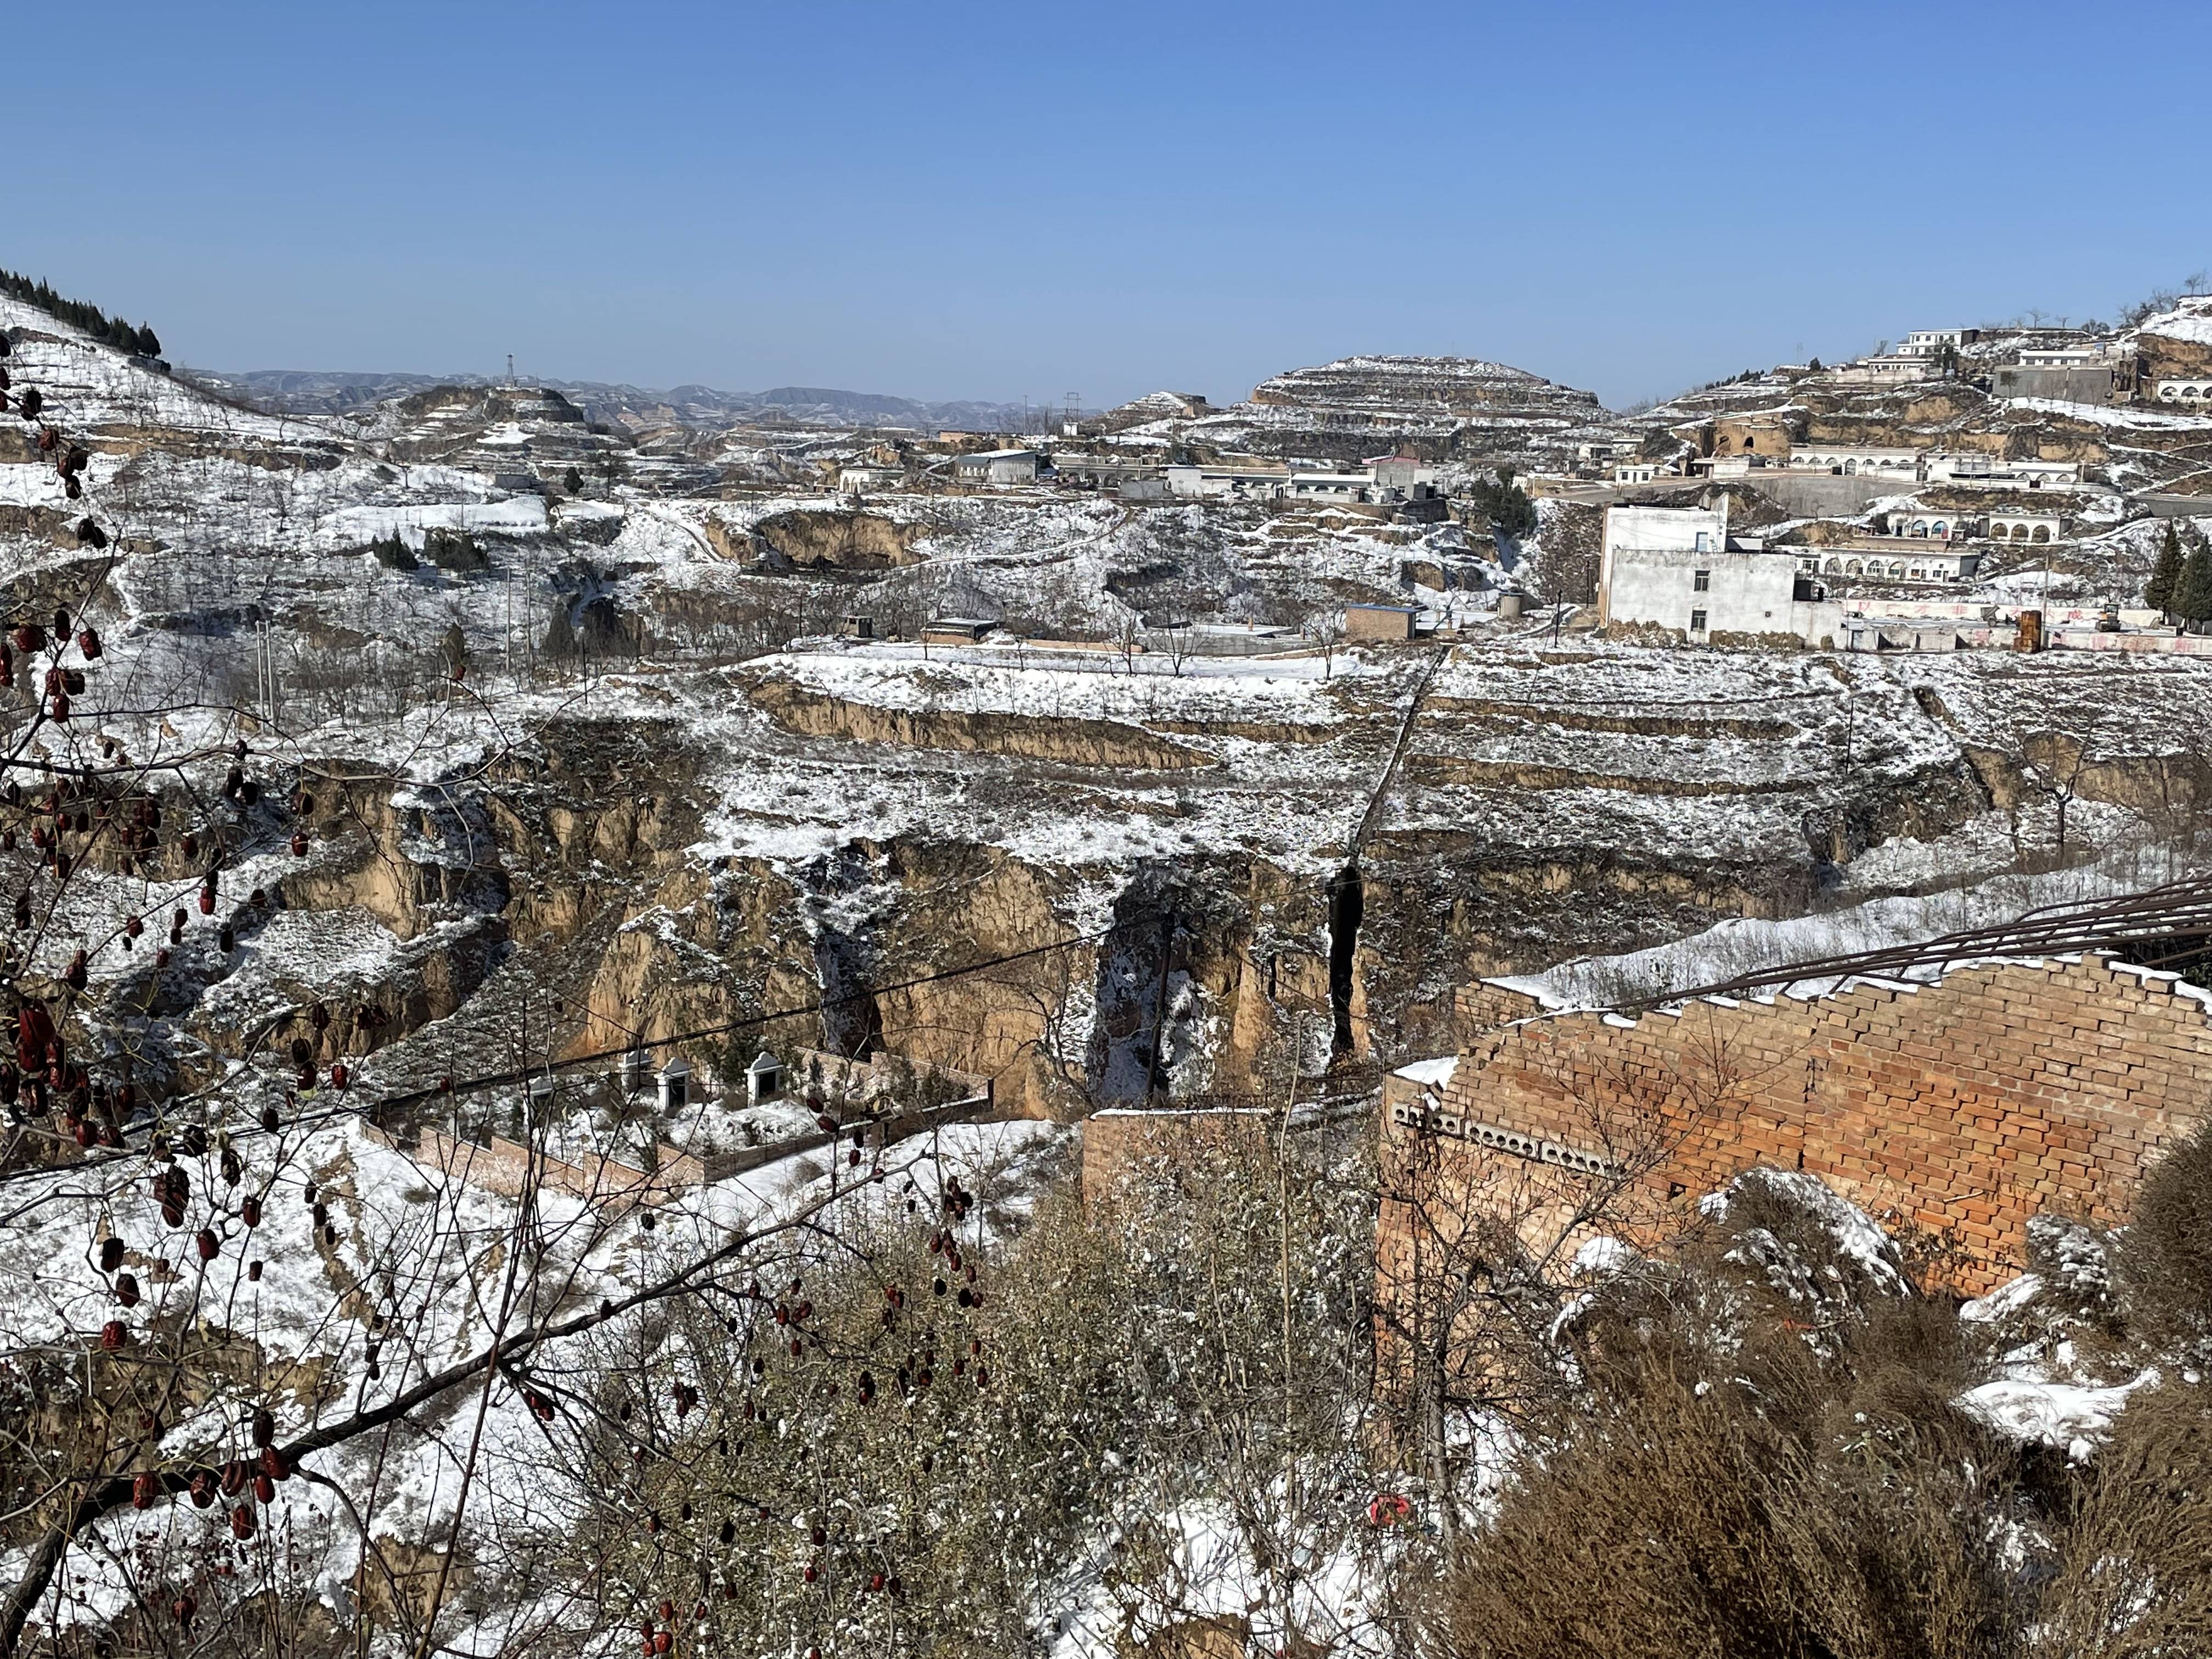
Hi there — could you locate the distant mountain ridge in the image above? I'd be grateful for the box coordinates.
[190,366,1031,431]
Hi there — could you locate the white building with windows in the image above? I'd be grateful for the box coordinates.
[1831,353,1942,385]
[2018,345,2102,367]
[1787,444,1923,477]
[1598,501,1832,642]
[1898,328,1979,358]
[1799,545,1981,584]
[1920,453,2083,488]
[952,448,1041,486]
[1166,458,1442,508]
[839,462,904,493]
[1880,512,1960,542]
[1984,511,2066,545]
[2155,380,2212,405]
[1165,463,1293,500]
[1285,470,1372,503]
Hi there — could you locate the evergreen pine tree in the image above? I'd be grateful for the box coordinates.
[2174,540,2212,631]
[136,323,161,357]
[2146,522,2185,616]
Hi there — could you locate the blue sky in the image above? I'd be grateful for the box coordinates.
[12,1,2209,411]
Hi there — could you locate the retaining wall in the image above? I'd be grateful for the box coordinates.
[1381,954,2212,1295]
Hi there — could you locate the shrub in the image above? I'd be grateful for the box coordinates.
[368,531,418,571]
[1445,1301,2016,1659]
[2115,1119,2212,1353]
[1467,467,1538,539]
[2027,1379,2212,1655]
[1448,1170,2023,1659]
[422,527,487,571]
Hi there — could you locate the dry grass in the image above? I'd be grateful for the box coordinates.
[2117,1119,2212,1356]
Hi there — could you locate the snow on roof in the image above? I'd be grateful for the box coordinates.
[1391,1055,1459,1087]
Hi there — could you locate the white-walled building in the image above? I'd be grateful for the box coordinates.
[1985,511,2066,545]
[2018,345,2101,367]
[1831,353,1942,385]
[953,448,1040,486]
[1166,457,1441,508]
[1166,463,1292,500]
[1285,470,1372,503]
[1577,439,1639,467]
[1898,328,1980,357]
[1799,546,1982,583]
[1598,500,1822,642]
[1921,453,2083,488]
[839,462,904,492]
[1787,443,1923,477]
[1368,454,1440,496]
[1878,512,1961,542]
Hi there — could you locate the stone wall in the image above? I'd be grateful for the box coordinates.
[368,1120,705,1215]
[780,1046,993,1113]
[1380,953,2212,1295]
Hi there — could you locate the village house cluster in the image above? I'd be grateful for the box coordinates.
[1593,496,2192,656]
[836,439,1449,520]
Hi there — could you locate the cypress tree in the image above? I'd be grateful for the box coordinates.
[2146,522,2185,615]
[2174,539,2212,631]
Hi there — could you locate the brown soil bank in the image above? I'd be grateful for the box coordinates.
[749,509,924,569]
[744,675,1217,771]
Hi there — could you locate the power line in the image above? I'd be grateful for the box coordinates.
[374,919,1136,1111]
[0,915,1149,1192]
[1596,874,2212,1012]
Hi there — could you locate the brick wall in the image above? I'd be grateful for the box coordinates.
[1380,953,2212,1296]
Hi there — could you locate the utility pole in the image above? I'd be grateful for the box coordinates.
[253,620,280,731]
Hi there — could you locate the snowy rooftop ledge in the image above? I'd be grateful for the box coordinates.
[1479,859,2212,1026]
[1482,951,2166,1029]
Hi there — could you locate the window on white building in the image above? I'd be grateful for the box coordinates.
[1689,609,1708,633]
[1692,569,1711,592]
[1694,533,1711,552]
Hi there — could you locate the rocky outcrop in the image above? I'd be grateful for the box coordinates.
[746,509,923,569]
